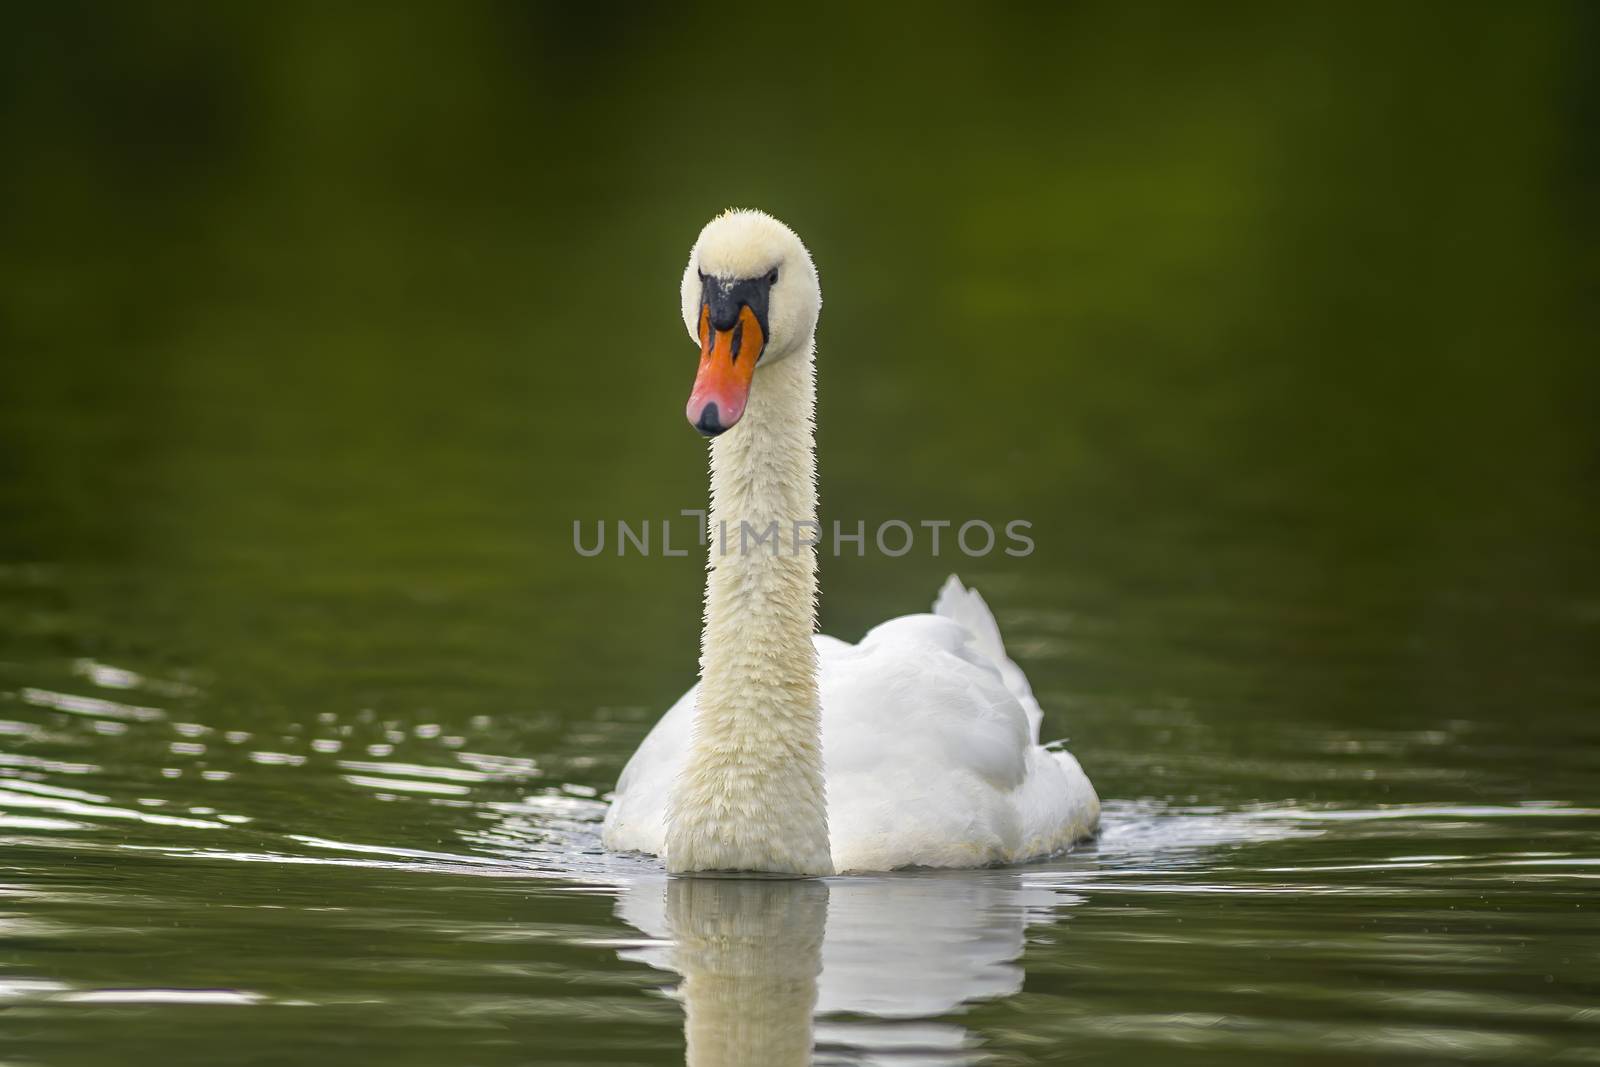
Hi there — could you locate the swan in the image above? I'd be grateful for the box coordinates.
[601,209,1098,875]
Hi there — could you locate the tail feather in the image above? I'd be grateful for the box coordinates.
[933,574,1008,663]
[934,574,1045,741]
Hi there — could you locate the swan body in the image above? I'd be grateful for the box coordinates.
[605,575,1099,872]
[601,209,1099,874]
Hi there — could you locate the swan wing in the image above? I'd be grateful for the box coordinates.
[820,582,1096,871]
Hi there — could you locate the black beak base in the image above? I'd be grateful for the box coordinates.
[700,272,774,341]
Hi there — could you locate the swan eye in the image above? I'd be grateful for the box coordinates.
[766,268,779,285]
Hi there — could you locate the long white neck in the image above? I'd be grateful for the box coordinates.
[664,342,832,875]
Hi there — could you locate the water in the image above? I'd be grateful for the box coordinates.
[3,5,1598,1064]
[0,684,1596,1064]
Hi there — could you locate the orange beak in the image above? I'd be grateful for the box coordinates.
[686,302,763,436]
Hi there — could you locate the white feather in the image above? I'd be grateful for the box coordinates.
[603,577,1099,872]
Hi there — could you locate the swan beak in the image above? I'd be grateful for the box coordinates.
[686,303,762,437]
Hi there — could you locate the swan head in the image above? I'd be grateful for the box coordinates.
[680,209,820,437]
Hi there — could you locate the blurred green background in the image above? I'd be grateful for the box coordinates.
[1,5,1599,1062]
[5,2,1595,711]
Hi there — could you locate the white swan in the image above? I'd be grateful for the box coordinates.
[601,209,1098,875]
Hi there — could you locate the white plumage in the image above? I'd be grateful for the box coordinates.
[601,209,1098,874]
[604,575,1099,872]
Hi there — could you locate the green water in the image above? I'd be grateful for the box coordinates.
[3,5,1598,1064]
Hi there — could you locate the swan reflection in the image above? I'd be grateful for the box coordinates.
[615,870,1079,1064]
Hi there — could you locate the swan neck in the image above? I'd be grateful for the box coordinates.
[665,345,831,875]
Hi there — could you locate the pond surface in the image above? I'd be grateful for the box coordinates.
[3,5,1598,1065]
[1,635,1597,1066]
